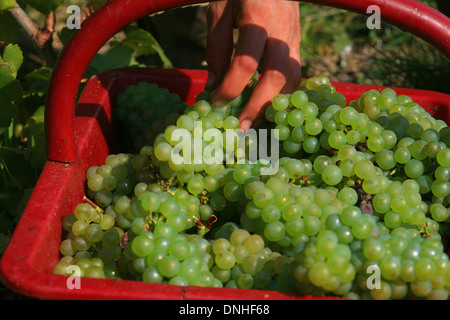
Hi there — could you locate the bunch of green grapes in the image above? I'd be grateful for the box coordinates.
[53,77,275,288]
[265,75,449,228]
[54,73,450,300]
[115,82,186,151]
[213,160,450,299]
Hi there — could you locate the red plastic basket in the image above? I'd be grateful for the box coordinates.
[0,0,449,300]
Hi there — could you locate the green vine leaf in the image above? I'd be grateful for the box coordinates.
[0,44,23,129]
[0,43,23,79]
[0,0,15,11]
[0,69,21,129]
[21,0,63,15]
[23,66,52,96]
[0,11,21,45]
[24,105,46,169]
[88,44,139,75]
[118,25,173,68]
[0,233,10,255]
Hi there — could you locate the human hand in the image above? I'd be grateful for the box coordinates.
[205,0,301,131]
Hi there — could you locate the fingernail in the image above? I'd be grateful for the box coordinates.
[205,72,217,90]
[240,119,252,131]
[212,98,227,107]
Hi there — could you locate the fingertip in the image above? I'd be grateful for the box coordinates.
[239,118,253,132]
[211,84,232,107]
[238,109,257,131]
[211,95,228,108]
[205,72,217,90]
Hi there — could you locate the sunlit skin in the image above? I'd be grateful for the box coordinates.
[205,0,301,131]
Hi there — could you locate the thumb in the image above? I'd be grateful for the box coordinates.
[205,1,234,91]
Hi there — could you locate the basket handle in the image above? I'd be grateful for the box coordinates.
[45,0,450,163]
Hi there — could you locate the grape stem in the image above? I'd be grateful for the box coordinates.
[200,195,209,205]
[158,177,179,192]
[82,195,104,214]
[120,232,129,249]
[194,216,206,228]
[207,215,218,229]
[418,222,431,239]
[193,214,218,236]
